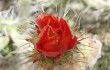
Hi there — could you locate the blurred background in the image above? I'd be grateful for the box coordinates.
[0,0,110,70]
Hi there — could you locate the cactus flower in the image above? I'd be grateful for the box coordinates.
[36,13,78,58]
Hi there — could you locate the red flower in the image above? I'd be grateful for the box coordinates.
[36,13,78,58]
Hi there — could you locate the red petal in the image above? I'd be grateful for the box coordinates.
[42,37,59,52]
[67,35,78,50]
[36,13,60,29]
[59,18,73,51]
[37,27,59,52]
[59,18,72,36]
[37,25,49,44]
[36,13,48,28]
[36,44,60,57]
[37,29,41,34]
[36,26,62,57]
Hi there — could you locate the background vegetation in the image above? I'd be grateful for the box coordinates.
[0,0,110,70]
